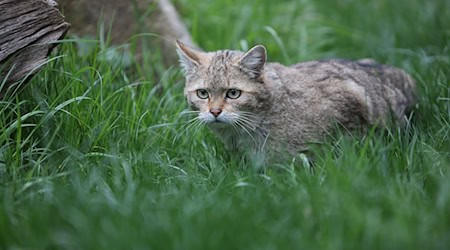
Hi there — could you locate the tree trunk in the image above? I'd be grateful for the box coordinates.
[0,0,70,98]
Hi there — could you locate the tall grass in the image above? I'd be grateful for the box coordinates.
[0,0,449,249]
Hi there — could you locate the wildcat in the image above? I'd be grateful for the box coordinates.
[175,41,416,162]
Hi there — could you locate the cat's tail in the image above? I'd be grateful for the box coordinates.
[358,59,417,119]
[382,66,418,123]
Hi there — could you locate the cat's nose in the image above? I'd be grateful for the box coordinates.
[210,108,222,117]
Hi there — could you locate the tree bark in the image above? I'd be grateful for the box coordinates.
[0,0,70,98]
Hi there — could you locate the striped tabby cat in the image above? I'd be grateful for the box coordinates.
[176,41,416,162]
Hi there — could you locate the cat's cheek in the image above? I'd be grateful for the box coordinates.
[239,98,264,113]
[226,96,251,110]
[190,105,200,111]
[186,98,201,111]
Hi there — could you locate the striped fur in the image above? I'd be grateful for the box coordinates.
[176,41,417,159]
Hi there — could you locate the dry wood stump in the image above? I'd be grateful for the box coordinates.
[0,0,70,98]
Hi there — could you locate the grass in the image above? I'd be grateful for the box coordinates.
[0,0,449,249]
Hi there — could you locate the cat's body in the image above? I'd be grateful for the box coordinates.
[176,41,416,160]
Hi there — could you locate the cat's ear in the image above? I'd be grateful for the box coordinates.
[237,45,266,79]
[176,40,203,73]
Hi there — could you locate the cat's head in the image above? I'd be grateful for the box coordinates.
[176,41,270,126]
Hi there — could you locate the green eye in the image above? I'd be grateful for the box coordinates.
[226,89,241,99]
[196,89,209,99]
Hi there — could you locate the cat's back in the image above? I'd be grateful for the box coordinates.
[277,59,414,93]
[264,59,416,125]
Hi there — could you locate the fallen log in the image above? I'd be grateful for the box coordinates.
[58,0,195,65]
[0,0,70,98]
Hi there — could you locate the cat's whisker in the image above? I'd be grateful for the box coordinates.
[238,118,269,151]
[237,117,257,131]
[173,116,203,145]
[237,116,259,132]
[173,121,199,145]
[167,110,199,119]
[238,112,260,125]
[259,131,271,153]
[175,111,201,120]
[229,120,240,134]
[237,115,259,132]
[234,120,257,144]
[193,120,206,135]
[179,110,201,116]
[238,115,258,122]
[177,117,200,131]
[182,118,202,135]
[239,116,258,124]
[238,111,259,119]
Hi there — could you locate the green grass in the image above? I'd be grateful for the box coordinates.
[1,0,449,249]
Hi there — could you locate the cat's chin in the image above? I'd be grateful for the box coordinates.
[207,121,232,129]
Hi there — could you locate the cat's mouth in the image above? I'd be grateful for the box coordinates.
[213,116,235,124]
[207,118,232,128]
[207,121,230,129]
[198,111,236,125]
[210,119,227,124]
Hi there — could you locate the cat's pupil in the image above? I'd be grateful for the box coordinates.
[227,89,241,99]
[196,89,209,99]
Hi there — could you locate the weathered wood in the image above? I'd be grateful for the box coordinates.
[0,0,70,98]
[156,0,195,64]
[58,0,194,65]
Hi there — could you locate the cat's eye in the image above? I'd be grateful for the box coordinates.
[196,89,209,99]
[226,89,241,99]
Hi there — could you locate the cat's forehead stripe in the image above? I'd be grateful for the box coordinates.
[204,50,244,89]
